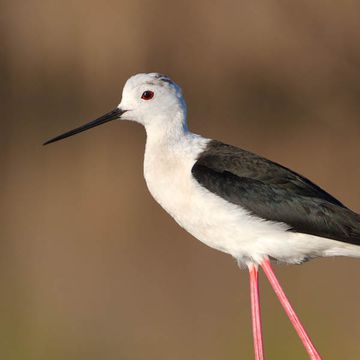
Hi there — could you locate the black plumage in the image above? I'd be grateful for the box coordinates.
[192,140,360,246]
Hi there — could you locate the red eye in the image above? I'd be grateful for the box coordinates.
[141,90,154,100]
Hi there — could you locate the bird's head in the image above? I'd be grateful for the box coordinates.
[120,73,186,126]
[43,73,188,145]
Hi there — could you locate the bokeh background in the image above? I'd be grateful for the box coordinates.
[1,1,360,359]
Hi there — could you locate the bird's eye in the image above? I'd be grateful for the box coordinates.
[141,90,154,100]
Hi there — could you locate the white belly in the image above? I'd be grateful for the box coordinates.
[143,136,360,266]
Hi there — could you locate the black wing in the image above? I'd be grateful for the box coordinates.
[192,140,360,245]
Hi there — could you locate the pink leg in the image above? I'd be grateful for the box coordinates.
[249,264,264,360]
[261,258,322,360]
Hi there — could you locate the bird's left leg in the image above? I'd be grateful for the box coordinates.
[248,263,264,360]
[260,257,322,360]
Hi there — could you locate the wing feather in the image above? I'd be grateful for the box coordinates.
[192,141,360,245]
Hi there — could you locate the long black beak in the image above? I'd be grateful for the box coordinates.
[43,108,126,145]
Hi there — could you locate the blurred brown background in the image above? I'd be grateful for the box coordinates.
[1,1,360,359]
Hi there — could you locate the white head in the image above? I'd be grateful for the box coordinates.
[120,73,187,128]
[43,73,189,145]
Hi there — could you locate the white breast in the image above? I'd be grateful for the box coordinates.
[144,134,284,264]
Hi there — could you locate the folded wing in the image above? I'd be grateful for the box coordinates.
[192,140,360,245]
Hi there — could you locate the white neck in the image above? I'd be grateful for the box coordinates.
[144,110,190,147]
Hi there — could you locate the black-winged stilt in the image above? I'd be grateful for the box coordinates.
[44,73,360,360]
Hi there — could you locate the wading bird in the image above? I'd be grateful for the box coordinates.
[44,73,360,360]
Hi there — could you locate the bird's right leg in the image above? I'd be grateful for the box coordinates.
[260,258,322,360]
[248,263,264,360]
